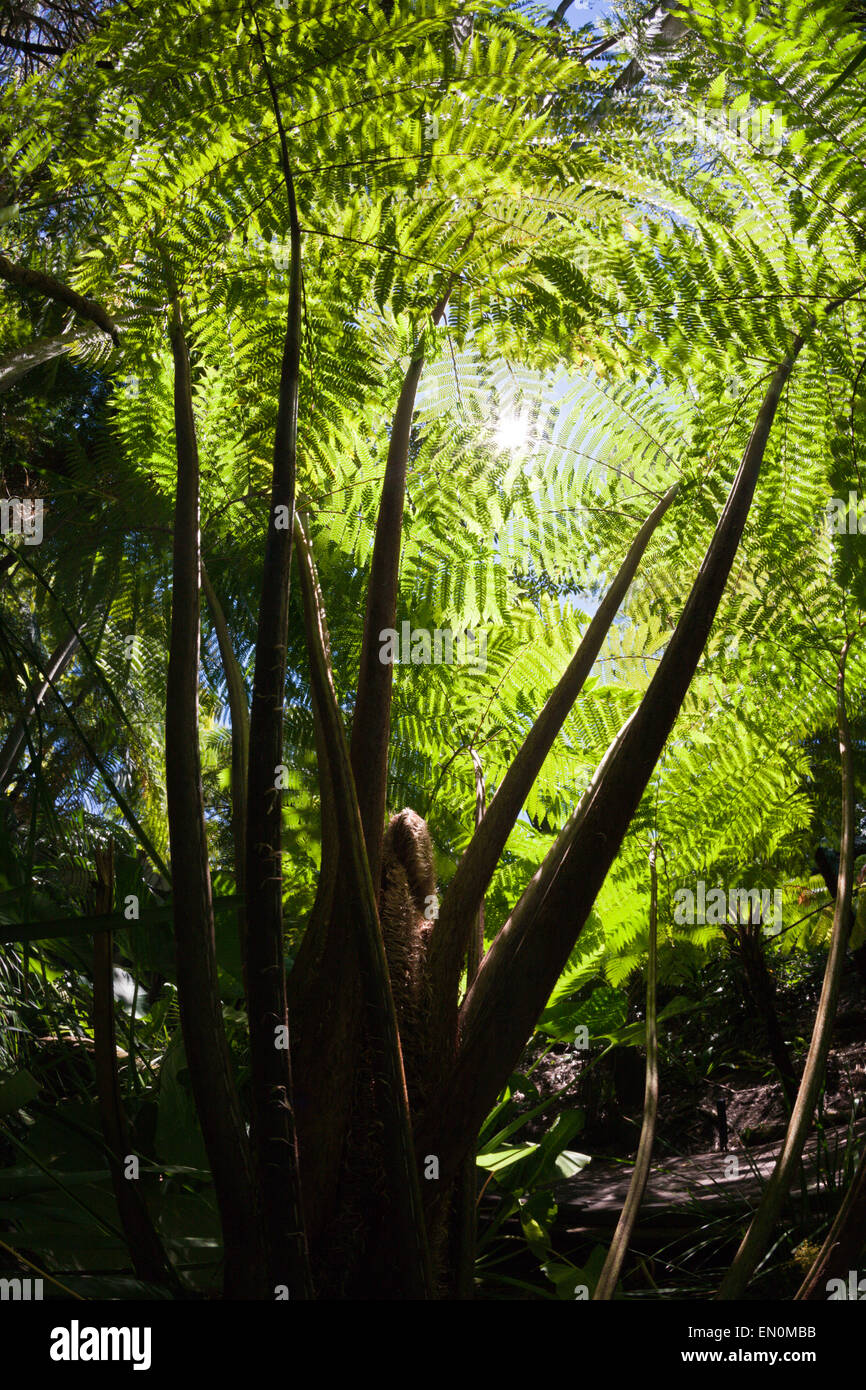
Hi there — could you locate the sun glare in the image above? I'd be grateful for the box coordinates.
[494,411,530,452]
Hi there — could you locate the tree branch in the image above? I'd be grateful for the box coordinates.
[0,253,120,345]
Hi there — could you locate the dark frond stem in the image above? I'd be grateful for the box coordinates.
[242,0,313,1299]
[466,748,486,984]
[0,35,66,55]
[548,0,575,23]
[426,482,679,1072]
[287,632,339,983]
[166,289,267,1299]
[417,321,814,1192]
[548,0,663,40]
[350,282,452,886]
[349,353,423,884]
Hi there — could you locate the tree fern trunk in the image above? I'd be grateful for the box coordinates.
[288,320,442,1264]
[294,514,432,1299]
[725,918,796,1104]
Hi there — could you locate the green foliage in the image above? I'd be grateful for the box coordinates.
[2,0,866,1302]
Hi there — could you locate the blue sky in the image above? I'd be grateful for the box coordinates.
[543,1,618,26]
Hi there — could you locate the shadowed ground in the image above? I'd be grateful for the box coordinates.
[553,1118,866,1233]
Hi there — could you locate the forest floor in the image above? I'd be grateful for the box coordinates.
[554,1116,866,1229]
[479,969,866,1296]
[511,969,866,1226]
